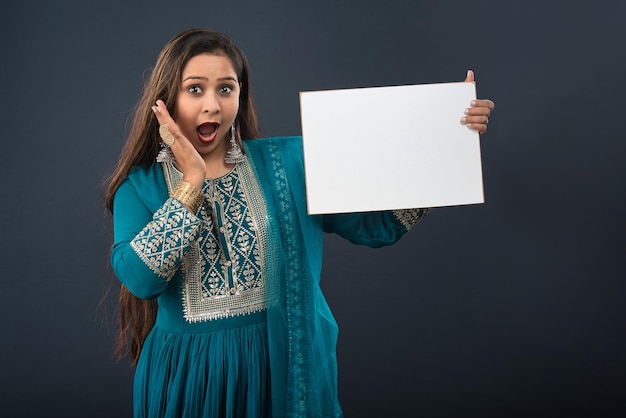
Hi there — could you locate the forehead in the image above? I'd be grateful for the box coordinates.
[181,53,238,80]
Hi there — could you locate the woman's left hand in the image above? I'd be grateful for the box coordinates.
[461,70,495,135]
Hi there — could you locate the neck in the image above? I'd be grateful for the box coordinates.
[203,150,234,179]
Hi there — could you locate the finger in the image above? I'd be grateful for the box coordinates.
[152,100,175,126]
[151,105,167,128]
[461,115,489,126]
[464,69,475,83]
[464,106,492,117]
[470,99,495,111]
[465,123,487,135]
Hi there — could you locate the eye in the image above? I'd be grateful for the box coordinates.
[187,85,203,94]
[219,85,233,95]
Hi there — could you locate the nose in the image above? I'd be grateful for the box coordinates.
[202,92,220,114]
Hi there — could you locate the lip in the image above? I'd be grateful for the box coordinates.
[197,122,219,144]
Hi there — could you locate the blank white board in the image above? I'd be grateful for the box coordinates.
[299,82,484,215]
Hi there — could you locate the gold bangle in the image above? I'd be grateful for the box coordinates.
[171,181,203,213]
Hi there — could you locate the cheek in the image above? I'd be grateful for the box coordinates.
[230,98,241,118]
[173,99,193,123]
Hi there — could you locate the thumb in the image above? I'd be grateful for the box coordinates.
[464,69,475,83]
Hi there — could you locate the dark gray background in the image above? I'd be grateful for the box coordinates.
[1,1,624,417]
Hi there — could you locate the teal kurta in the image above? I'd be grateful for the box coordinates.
[111,136,429,418]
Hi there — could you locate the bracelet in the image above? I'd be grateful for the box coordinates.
[171,180,204,213]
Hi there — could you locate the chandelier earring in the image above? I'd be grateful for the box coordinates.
[224,124,245,164]
[156,125,175,163]
[156,142,175,163]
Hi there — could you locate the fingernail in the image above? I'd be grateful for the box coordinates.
[151,106,159,114]
[464,108,470,115]
[467,70,471,78]
[460,117,467,124]
[470,100,477,107]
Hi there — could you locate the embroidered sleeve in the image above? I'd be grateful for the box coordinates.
[392,207,432,231]
[130,197,203,280]
[322,207,432,248]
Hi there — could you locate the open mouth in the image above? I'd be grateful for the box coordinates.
[197,122,219,144]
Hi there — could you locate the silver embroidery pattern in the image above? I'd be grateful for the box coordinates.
[392,207,432,231]
[130,198,202,280]
[162,161,268,323]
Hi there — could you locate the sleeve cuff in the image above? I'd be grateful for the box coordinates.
[130,197,202,280]
[392,207,432,231]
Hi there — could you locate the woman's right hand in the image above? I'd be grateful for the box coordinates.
[152,100,206,189]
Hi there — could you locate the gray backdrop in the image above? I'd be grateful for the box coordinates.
[1,1,624,417]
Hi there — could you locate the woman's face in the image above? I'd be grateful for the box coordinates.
[175,52,240,160]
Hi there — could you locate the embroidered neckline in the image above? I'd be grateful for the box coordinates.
[161,160,269,323]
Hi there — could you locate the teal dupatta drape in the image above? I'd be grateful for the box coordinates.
[244,137,342,418]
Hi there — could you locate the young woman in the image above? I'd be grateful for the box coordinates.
[105,28,494,418]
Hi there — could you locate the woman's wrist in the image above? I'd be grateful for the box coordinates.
[171,180,204,213]
[182,171,205,190]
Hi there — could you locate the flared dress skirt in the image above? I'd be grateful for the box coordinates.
[133,321,271,418]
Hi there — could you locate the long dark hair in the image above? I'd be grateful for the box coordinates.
[104,28,260,364]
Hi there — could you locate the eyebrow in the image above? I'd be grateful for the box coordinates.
[182,76,238,82]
